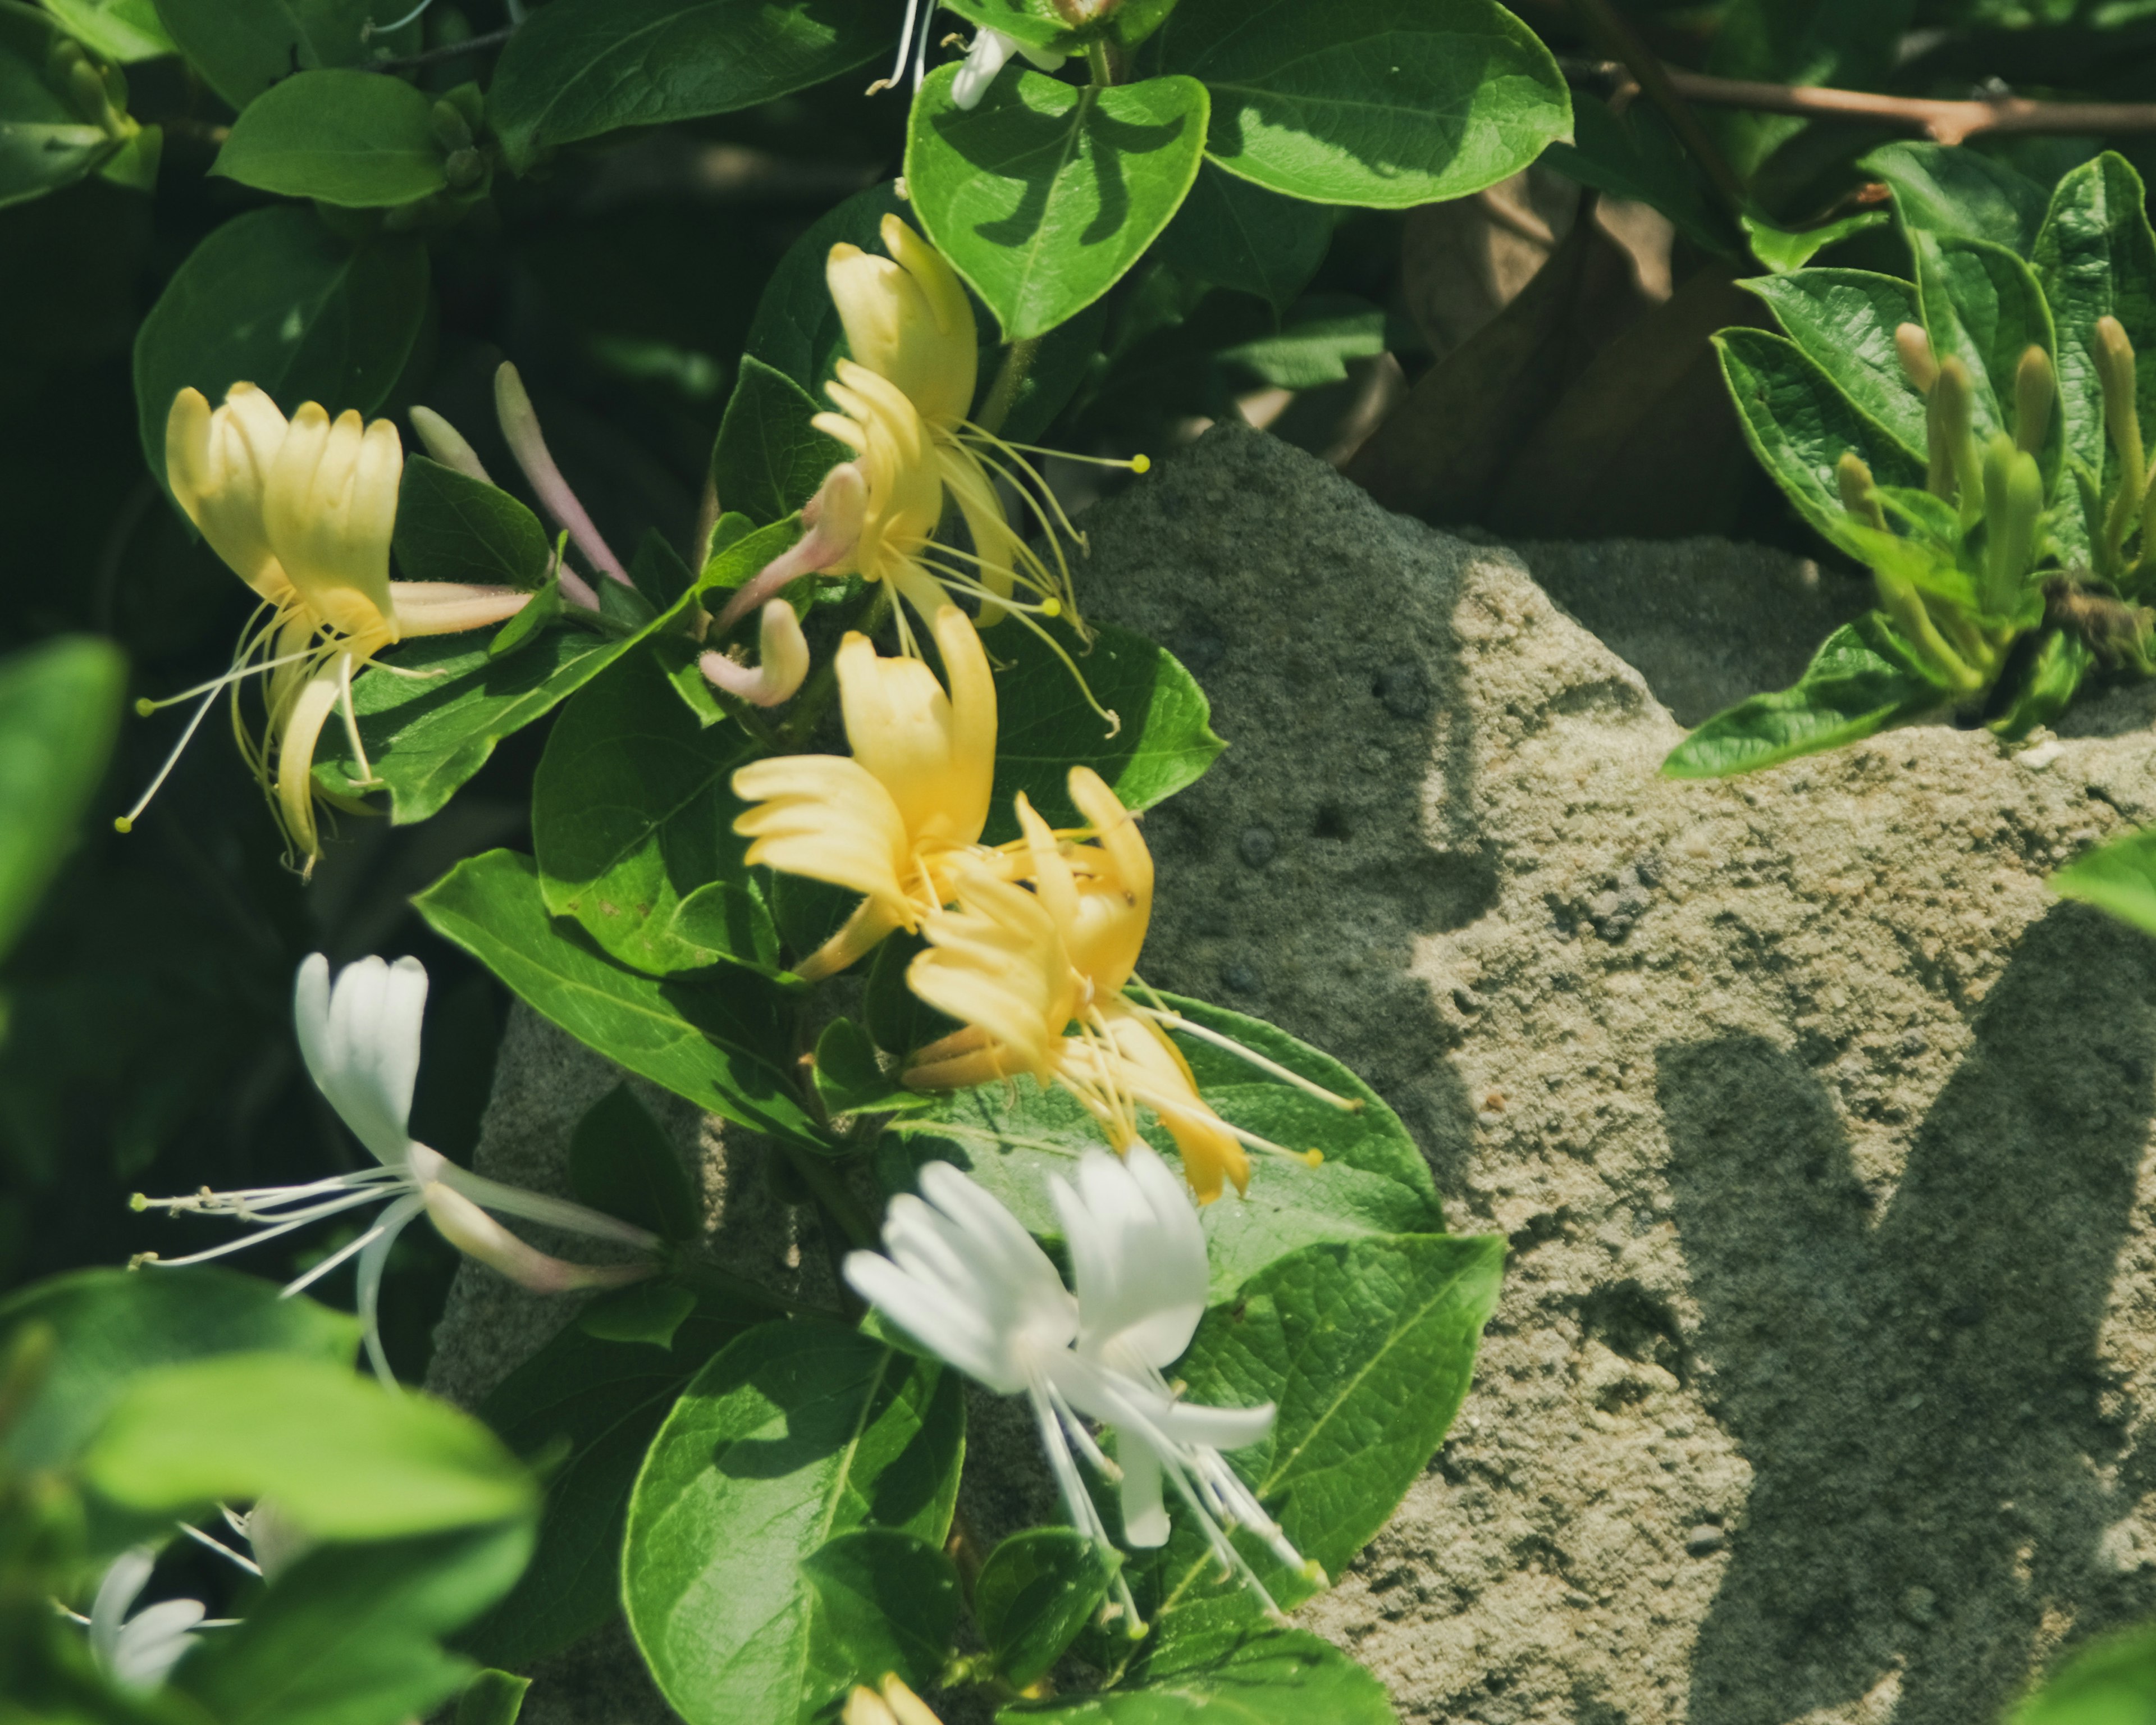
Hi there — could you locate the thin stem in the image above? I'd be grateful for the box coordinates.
[977,337,1044,439]
[367,22,514,72]
[1561,0,1746,211]
[1085,39,1113,86]
[782,1141,878,1250]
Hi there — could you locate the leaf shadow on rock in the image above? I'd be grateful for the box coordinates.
[1659,903,2156,1725]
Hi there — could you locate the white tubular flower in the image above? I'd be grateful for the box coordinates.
[950,28,1065,111]
[82,1548,211,1692]
[134,955,660,1386]
[843,1149,1309,1626]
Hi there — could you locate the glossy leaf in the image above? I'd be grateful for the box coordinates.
[802,1528,962,1696]
[976,1528,1117,1687]
[394,457,552,591]
[40,0,172,62]
[881,993,1442,1300]
[487,0,889,172]
[984,619,1222,842]
[568,1083,700,1243]
[1706,0,1910,179]
[743,180,910,396]
[710,356,847,527]
[133,206,428,489]
[0,1266,357,1471]
[1150,0,1569,209]
[1026,1624,1397,1723]
[464,1294,766,1669]
[0,636,124,964]
[1662,618,1945,779]
[1155,163,1330,316]
[413,849,820,1144]
[1864,140,2047,254]
[623,1321,965,1725]
[1741,270,1927,464]
[0,4,127,207]
[2052,826,2156,939]
[1911,231,2055,452]
[907,65,1210,341]
[213,69,446,207]
[149,0,383,109]
[81,1353,537,1536]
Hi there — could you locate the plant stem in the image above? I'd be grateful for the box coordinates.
[1085,39,1114,86]
[1561,0,1746,212]
[782,1140,879,1250]
[978,337,1043,436]
[367,23,515,72]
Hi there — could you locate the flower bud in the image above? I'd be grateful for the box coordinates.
[421,1182,655,1295]
[1895,322,1939,395]
[1835,452,1885,531]
[408,404,493,484]
[1927,357,1983,524]
[430,98,473,153]
[699,601,810,707]
[1984,433,2043,613]
[2015,345,2054,455]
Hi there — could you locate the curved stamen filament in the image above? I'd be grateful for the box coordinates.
[1125,998,1361,1111]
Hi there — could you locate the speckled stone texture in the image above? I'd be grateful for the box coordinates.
[428,421,2156,1725]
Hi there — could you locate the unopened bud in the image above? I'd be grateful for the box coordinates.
[444,147,486,191]
[1984,433,2043,612]
[2015,345,2054,456]
[699,601,809,708]
[1896,323,1939,395]
[2098,318,2150,564]
[1836,452,1885,531]
[408,404,493,485]
[1928,357,1983,522]
[429,98,473,153]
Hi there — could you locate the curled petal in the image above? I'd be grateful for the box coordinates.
[1053,1143,1207,1371]
[733,754,915,930]
[907,870,1075,1084]
[826,216,976,428]
[701,601,810,707]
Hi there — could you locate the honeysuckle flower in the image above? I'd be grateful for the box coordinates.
[904,769,1346,1202]
[133,955,660,1386]
[949,28,1066,110]
[843,1674,942,1725]
[733,599,996,978]
[699,599,811,707]
[843,1148,1313,1626]
[71,1546,223,1692]
[128,385,532,873]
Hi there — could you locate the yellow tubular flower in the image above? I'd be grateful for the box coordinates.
[732,600,997,979]
[829,213,977,432]
[154,385,531,873]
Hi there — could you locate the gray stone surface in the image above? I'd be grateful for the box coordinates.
[429,421,2156,1724]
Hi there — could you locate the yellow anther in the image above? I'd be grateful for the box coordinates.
[1130,454,1152,474]
[112,816,133,834]
[1040,596,1062,618]
[134,696,155,717]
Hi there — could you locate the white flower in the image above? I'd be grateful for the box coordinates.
[950,28,1065,111]
[843,1147,1315,1625]
[82,1548,210,1692]
[134,955,661,1385]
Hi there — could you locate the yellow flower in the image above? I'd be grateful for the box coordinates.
[843,1674,942,1725]
[149,384,530,872]
[732,599,997,979]
[904,768,1273,1203]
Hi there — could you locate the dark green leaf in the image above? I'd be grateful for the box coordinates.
[1023,1624,1396,1723]
[629,530,696,615]
[487,0,889,172]
[1213,294,1383,390]
[394,457,552,591]
[977,1528,1116,1688]
[1662,617,1945,779]
[455,1669,531,1725]
[81,1353,537,1536]
[568,1083,700,1243]
[532,640,780,978]
[0,1267,357,1472]
[577,1281,697,1350]
[1989,629,2091,741]
[0,4,127,207]
[413,849,820,1144]
[1863,140,2048,254]
[882,993,1442,1301]
[133,206,428,489]
[174,1521,534,1725]
[1541,95,1728,257]
[149,0,382,109]
[1740,270,1926,464]
[1150,0,1569,209]
[813,1016,933,1118]
[40,0,172,62]
[213,69,446,207]
[622,1321,964,1725]
[464,1294,766,1669]
[1155,163,1331,317]
[1706,0,1911,179]
[488,575,565,661]
[0,636,124,962]
[711,355,847,528]
[995,296,1112,443]
[907,66,1210,341]
[802,1528,962,1696]
[1911,231,2055,451]
[743,180,910,398]
[985,618,1222,842]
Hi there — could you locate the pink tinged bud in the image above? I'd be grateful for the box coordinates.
[492,362,634,592]
[700,601,810,706]
[408,405,494,485]
[714,463,869,635]
[421,1181,655,1294]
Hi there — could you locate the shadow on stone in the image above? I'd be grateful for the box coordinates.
[1660,903,2156,1725]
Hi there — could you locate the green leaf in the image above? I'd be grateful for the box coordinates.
[976,1528,1116,1688]
[531,640,780,978]
[882,993,1442,1302]
[149,0,381,109]
[1150,0,1570,209]
[711,356,847,528]
[2034,153,2156,523]
[2052,825,2156,938]
[1706,0,1910,179]
[907,66,1210,342]
[455,1669,532,1725]
[1541,95,1727,257]
[1022,1624,1396,1723]
[1741,209,1886,275]
[997,296,1113,443]
[0,4,127,208]
[213,69,446,207]
[133,206,428,490]
[2008,1621,2156,1724]
[394,457,552,591]
[173,1521,534,1725]
[1213,294,1384,390]
[464,1293,765,1669]
[743,180,910,398]
[985,618,1222,843]
[1662,617,1945,779]
[1863,140,2047,254]
[1115,1234,1503,1650]
[1990,629,2091,742]
[630,529,697,615]
[0,1267,358,1472]
[40,0,173,62]
[813,1015,934,1119]
[414,848,820,1144]
[487,0,889,172]
[568,1083,700,1243]
[577,1281,698,1350]
[1155,163,1330,317]
[0,636,123,963]
[81,1353,537,1536]
[1740,270,1927,466]
[622,1321,965,1725]
[1713,328,1927,551]
[801,1528,962,1697]
[1911,231,2055,451]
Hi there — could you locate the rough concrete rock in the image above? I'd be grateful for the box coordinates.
[430,421,2156,1725]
